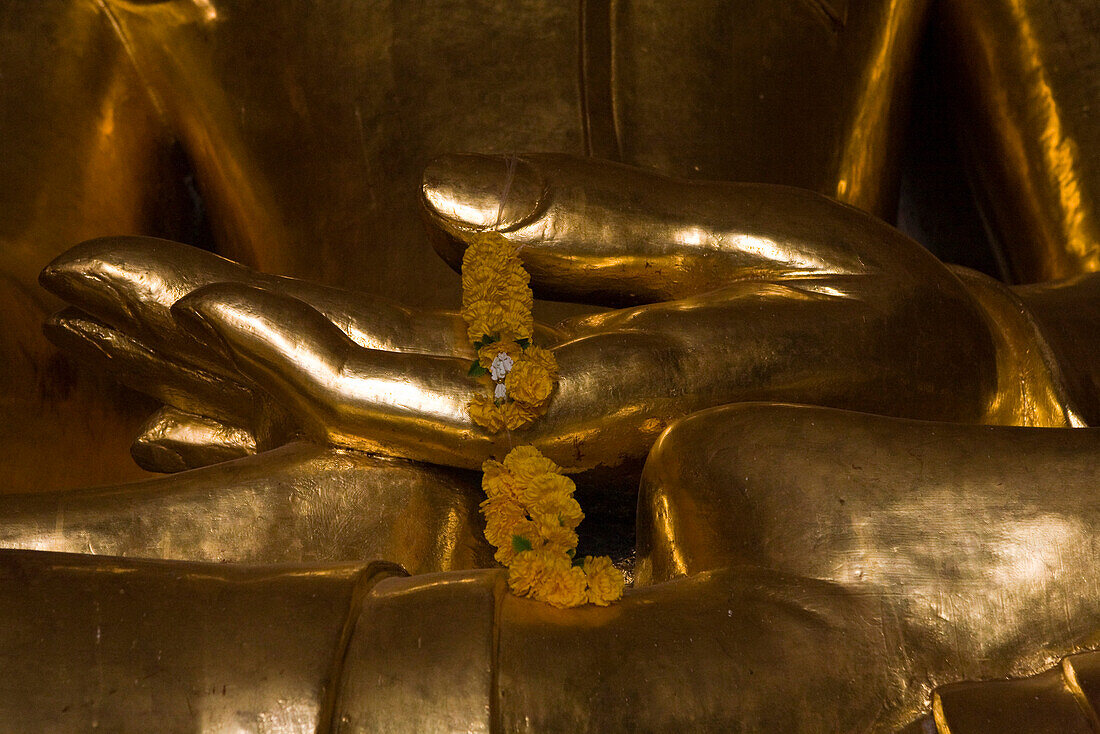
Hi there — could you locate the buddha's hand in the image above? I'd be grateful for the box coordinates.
[37,234,500,472]
[41,154,992,474]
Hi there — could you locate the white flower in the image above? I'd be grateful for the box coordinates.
[494,382,508,399]
[489,351,514,381]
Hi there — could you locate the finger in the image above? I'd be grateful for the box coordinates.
[131,406,256,473]
[172,283,495,469]
[421,153,922,306]
[39,236,522,357]
[39,236,254,365]
[279,282,568,353]
[43,307,256,425]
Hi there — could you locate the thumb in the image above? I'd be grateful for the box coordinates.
[420,153,889,307]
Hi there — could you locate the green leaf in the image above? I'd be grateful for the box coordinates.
[516,338,531,350]
[512,535,533,554]
[468,361,489,377]
[483,334,499,344]
[473,339,485,350]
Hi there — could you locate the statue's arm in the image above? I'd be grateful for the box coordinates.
[0,549,403,733]
[0,549,912,733]
[638,403,1100,698]
[0,441,491,573]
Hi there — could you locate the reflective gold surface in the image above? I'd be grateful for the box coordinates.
[36,158,1096,481]
[9,172,1100,730]
[0,0,938,488]
[0,442,492,574]
[0,550,405,732]
[11,476,1100,734]
[637,404,1100,724]
[93,0,929,293]
[131,405,256,473]
[939,0,1100,282]
[640,402,1100,593]
[3,0,1100,730]
[1015,272,1100,425]
[927,651,1100,734]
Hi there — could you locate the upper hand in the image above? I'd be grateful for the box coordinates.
[41,153,990,473]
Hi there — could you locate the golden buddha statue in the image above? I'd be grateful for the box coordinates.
[0,0,946,489]
[4,407,1100,731]
[1,0,1099,731]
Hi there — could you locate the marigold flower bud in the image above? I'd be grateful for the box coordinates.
[520,472,574,506]
[467,393,504,432]
[507,547,563,597]
[531,491,584,530]
[534,561,589,608]
[535,517,579,553]
[584,556,625,606]
[506,356,556,406]
[503,445,560,481]
[500,400,538,430]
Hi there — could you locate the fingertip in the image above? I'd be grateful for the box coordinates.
[38,239,113,301]
[40,237,224,342]
[37,261,66,296]
[170,284,240,361]
[172,283,297,365]
[130,437,188,474]
[42,307,82,342]
[41,237,252,330]
[173,283,345,378]
[42,307,115,356]
[131,406,256,473]
[420,153,546,235]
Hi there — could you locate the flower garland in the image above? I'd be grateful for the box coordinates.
[460,232,558,432]
[481,446,624,607]
[459,233,622,606]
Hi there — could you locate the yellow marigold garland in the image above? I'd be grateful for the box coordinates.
[460,232,557,432]
[480,445,624,608]
[460,235,620,606]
